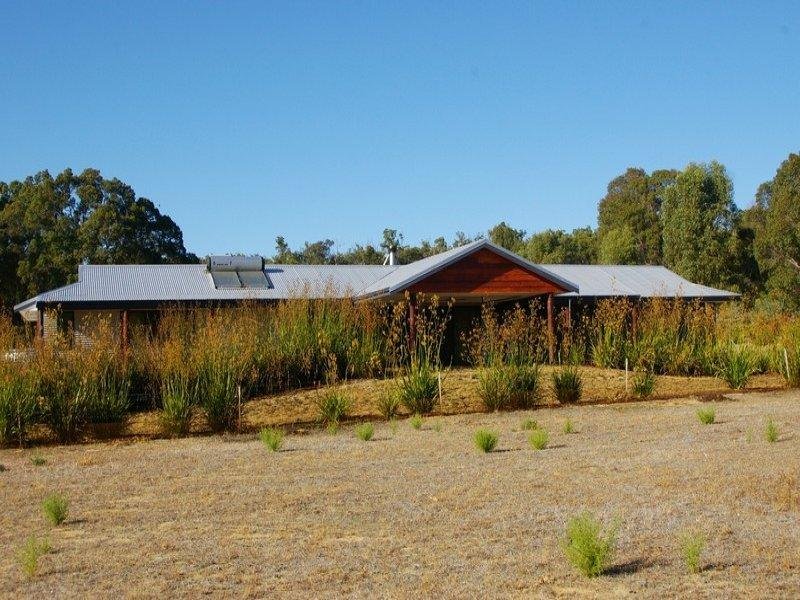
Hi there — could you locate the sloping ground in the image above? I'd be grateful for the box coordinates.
[124,366,782,436]
[1,390,798,597]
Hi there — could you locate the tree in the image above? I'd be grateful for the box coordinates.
[0,168,195,308]
[661,162,739,289]
[520,227,597,264]
[752,153,800,308]
[596,167,677,265]
[488,221,525,252]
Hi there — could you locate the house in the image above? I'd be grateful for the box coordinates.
[14,239,737,358]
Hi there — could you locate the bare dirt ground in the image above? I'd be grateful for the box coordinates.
[2,389,799,598]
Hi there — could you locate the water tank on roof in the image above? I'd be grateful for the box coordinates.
[207,255,264,272]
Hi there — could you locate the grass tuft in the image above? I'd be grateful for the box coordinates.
[259,427,284,452]
[563,418,575,434]
[473,428,498,453]
[716,344,756,389]
[376,389,401,420]
[680,531,705,574]
[355,422,374,442]
[30,455,46,467]
[631,370,656,399]
[552,366,582,404]
[16,536,51,578]
[315,388,351,428]
[696,407,716,425]
[528,428,549,450]
[397,362,440,415]
[765,418,778,443]
[41,493,69,526]
[409,414,423,430]
[521,418,538,431]
[562,512,618,577]
[432,421,443,433]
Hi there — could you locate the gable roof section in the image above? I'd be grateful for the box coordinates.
[359,239,578,298]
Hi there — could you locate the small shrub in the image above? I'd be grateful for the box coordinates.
[356,422,374,441]
[31,455,46,467]
[696,407,715,425]
[259,427,284,452]
[765,418,778,443]
[528,428,549,450]
[716,344,756,389]
[562,512,618,577]
[552,366,582,404]
[0,370,38,447]
[42,493,69,526]
[473,428,498,453]
[315,388,351,427]
[521,418,538,431]
[631,370,656,399]
[376,388,401,420]
[397,362,439,414]
[160,375,197,436]
[680,531,705,574]
[409,413,423,430]
[478,363,540,411]
[563,418,575,434]
[16,536,51,578]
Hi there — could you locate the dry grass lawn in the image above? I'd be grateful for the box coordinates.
[2,389,799,598]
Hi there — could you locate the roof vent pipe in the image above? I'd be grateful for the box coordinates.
[383,246,397,266]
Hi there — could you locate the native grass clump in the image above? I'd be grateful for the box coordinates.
[477,363,540,411]
[562,512,619,577]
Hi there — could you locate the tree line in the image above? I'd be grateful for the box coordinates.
[2,152,799,311]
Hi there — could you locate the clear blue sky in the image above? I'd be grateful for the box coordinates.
[1,2,798,257]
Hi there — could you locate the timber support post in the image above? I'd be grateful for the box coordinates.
[408,293,417,357]
[121,309,129,351]
[547,293,555,364]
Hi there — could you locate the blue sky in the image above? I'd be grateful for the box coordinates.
[1,2,798,257]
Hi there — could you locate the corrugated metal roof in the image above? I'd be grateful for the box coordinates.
[13,245,738,312]
[542,264,738,299]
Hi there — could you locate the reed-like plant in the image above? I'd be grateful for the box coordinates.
[473,428,498,453]
[0,368,38,447]
[315,388,351,428]
[562,512,618,577]
[397,361,439,414]
[716,344,756,389]
[552,366,582,404]
[631,370,656,399]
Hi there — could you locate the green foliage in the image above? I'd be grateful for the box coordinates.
[477,363,540,411]
[552,366,582,404]
[597,167,676,265]
[521,418,538,431]
[16,536,51,578]
[0,369,38,446]
[409,413,423,430]
[631,370,656,399]
[563,418,575,434]
[696,407,716,425]
[259,427,284,452]
[752,153,800,310]
[315,388,351,428]
[198,362,238,433]
[528,428,549,450]
[680,531,705,574]
[765,418,778,443]
[397,362,439,415]
[520,227,598,264]
[376,388,401,420]
[41,493,69,526]
[160,373,197,436]
[355,422,374,442]
[84,365,131,425]
[30,454,46,466]
[661,161,740,290]
[488,221,526,253]
[562,512,618,577]
[473,428,498,453]
[716,344,756,389]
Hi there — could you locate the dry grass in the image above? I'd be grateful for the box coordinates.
[1,390,798,597]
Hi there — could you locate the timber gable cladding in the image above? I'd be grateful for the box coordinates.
[408,248,567,295]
